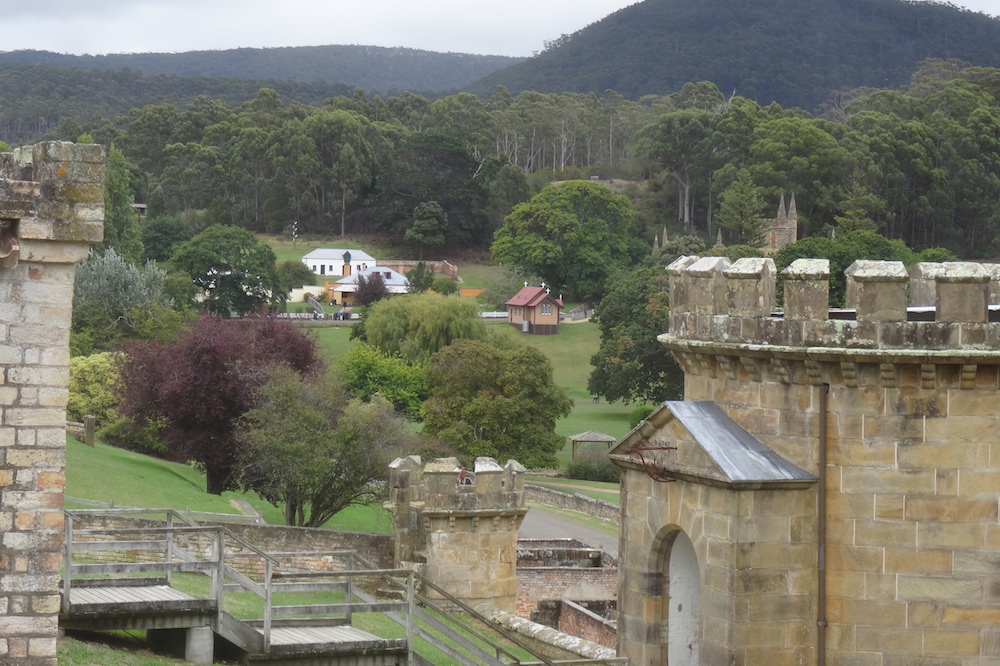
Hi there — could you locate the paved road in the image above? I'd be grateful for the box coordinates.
[518,504,619,556]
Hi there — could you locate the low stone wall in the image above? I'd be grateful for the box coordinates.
[68,514,394,578]
[477,605,619,664]
[525,484,620,524]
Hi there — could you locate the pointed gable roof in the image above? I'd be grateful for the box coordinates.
[609,401,815,489]
[505,286,563,308]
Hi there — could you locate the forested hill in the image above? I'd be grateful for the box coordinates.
[466,0,1000,110]
[0,45,522,95]
[0,65,361,145]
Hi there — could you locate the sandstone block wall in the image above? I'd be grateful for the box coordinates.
[613,255,1000,665]
[0,142,104,665]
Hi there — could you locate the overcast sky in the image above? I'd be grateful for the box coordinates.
[3,0,997,58]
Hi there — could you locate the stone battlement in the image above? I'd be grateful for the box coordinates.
[387,455,526,513]
[665,256,1000,359]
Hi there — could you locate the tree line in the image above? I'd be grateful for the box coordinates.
[14,57,994,260]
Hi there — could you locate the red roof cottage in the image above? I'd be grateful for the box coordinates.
[504,285,563,335]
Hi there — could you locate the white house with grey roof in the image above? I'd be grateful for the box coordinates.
[329,266,410,305]
[301,248,377,277]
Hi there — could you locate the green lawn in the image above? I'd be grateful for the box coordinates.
[526,476,621,505]
[452,262,503,289]
[66,437,395,533]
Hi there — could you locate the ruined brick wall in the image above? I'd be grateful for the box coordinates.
[558,600,617,649]
[515,567,618,618]
[0,142,104,664]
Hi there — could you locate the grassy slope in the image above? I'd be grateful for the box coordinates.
[66,437,395,533]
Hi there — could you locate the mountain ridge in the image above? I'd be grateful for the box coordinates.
[464,0,1000,110]
[0,44,524,95]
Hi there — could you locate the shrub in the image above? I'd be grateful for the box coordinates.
[68,352,121,424]
[629,405,656,428]
[566,451,620,483]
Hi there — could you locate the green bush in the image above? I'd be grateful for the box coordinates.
[68,352,121,424]
[629,405,656,428]
[566,451,620,483]
[99,417,170,458]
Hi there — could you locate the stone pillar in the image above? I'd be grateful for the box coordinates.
[684,256,730,315]
[384,456,527,612]
[724,257,776,317]
[908,262,945,308]
[781,258,829,320]
[845,260,908,322]
[665,255,700,313]
[935,262,990,323]
[0,142,104,664]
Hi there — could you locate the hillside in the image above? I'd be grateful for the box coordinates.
[0,45,522,95]
[466,0,1000,110]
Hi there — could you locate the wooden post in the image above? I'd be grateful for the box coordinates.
[84,414,96,446]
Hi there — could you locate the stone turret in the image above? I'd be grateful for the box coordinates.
[385,456,527,612]
[0,142,105,665]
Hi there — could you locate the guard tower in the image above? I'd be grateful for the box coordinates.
[385,456,527,612]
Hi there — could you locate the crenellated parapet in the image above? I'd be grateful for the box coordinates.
[385,456,527,612]
[662,256,1000,389]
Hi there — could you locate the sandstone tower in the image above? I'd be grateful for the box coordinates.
[610,256,1000,664]
[385,456,527,612]
[0,142,104,664]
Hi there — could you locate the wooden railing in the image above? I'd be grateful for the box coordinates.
[63,508,627,665]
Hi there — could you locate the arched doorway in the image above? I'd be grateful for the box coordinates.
[656,529,700,665]
[667,531,700,664]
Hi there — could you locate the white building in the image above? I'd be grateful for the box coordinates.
[301,248,377,277]
[329,266,410,306]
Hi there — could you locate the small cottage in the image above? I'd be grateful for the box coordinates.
[329,266,410,305]
[505,285,563,335]
[301,248,376,277]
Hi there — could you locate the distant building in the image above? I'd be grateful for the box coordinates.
[301,248,376,277]
[329,266,409,306]
[505,285,563,335]
[760,193,798,253]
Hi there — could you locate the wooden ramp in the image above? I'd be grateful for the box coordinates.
[62,584,407,665]
[61,584,217,632]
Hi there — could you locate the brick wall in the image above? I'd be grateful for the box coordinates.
[559,600,617,649]
[515,566,618,618]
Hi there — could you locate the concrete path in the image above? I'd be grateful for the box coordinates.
[518,504,619,556]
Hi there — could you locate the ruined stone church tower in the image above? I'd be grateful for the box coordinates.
[760,193,798,252]
[611,255,1000,665]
